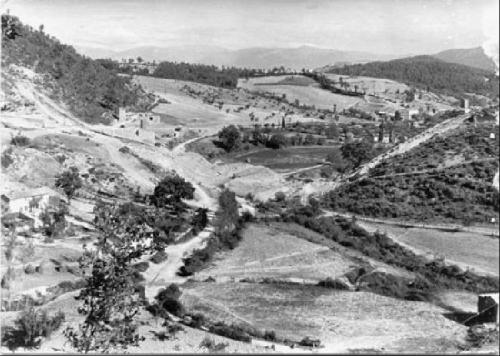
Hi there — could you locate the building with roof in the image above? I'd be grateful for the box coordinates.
[1,187,63,229]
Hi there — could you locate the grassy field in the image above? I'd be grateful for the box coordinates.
[227,145,337,172]
[180,282,466,352]
[359,222,500,276]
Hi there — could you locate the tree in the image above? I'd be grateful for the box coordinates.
[1,14,22,41]
[64,202,152,353]
[136,56,143,64]
[266,133,286,149]
[39,201,68,238]
[304,134,316,145]
[151,174,195,209]
[325,123,339,139]
[218,125,241,152]
[326,148,348,173]
[55,167,82,201]
[215,189,239,234]
[341,139,374,168]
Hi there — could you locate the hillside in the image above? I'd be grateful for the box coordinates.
[1,14,151,124]
[433,47,497,73]
[327,55,499,98]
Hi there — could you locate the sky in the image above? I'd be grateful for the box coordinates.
[2,0,499,56]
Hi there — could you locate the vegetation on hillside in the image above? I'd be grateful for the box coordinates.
[151,62,269,88]
[1,14,150,123]
[327,55,499,98]
[257,200,499,301]
[323,172,499,225]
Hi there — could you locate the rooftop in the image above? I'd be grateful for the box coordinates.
[1,186,62,201]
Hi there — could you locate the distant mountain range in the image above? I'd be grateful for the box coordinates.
[432,47,497,72]
[76,45,403,70]
[76,44,497,73]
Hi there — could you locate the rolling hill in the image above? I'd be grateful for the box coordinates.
[433,47,497,73]
[326,55,499,98]
[77,45,401,70]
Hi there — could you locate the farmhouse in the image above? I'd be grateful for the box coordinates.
[400,108,419,121]
[1,186,63,229]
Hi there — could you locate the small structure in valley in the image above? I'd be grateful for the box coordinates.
[477,293,499,324]
[1,186,63,229]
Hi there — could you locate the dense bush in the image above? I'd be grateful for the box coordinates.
[266,133,287,149]
[150,174,195,210]
[324,172,499,224]
[2,307,65,350]
[147,284,184,319]
[217,125,241,152]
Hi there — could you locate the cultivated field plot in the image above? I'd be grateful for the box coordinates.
[360,222,500,276]
[180,282,466,353]
[323,73,409,95]
[134,76,250,129]
[196,223,354,281]
[195,223,409,282]
[228,145,337,172]
[237,75,364,110]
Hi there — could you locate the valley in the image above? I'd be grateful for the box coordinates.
[1,11,499,355]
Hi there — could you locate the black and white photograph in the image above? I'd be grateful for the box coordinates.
[0,0,499,354]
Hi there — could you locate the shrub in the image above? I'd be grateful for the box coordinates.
[1,307,65,350]
[119,146,131,154]
[151,284,185,318]
[151,174,195,209]
[199,335,228,352]
[208,322,251,342]
[10,134,30,146]
[317,277,350,290]
[150,250,168,264]
[298,336,321,347]
[274,191,286,202]
[264,330,277,341]
[1,148,14,168]
[218,125,241,152]
[266,133,286,149]
[133,261,150,272]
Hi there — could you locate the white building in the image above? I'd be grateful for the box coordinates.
[1,187,63,228]
[400,108,419,121]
